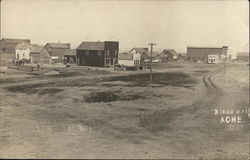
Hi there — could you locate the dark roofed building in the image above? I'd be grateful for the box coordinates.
[236,52,249,62]
[187,46,228,62]
[44,42,71,58]
[30,45,44,63]
[76,41,119,67]
[161,49,178,61]
[0,38,31,54]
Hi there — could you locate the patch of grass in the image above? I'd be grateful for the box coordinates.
[84,90,145,103]
[105,72,196,87]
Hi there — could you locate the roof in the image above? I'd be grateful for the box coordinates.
[237,52,249,57]
[15,43,31,49]
[119,53,133,60]
[47,43,70,49]
[77,41,105,50]
[64,49,76,56]
[162,49,178,56]
[1,38,30,44]
[30,45,44,53]
[129,47,148,54]
[187,45,228,49]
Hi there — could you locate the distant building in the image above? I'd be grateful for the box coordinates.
[44,43,71,62]
[177,53,187,62]
[128,47,150,66]
[236,52,249,62]
[39,48,51,64]
[64,49,76,64]
[76,41,119,67]
[118,52,141,68]
[161,49,178,61]
[30,45,44,63]
[187,46,228,62]
[208,55,220,64]
[0,38,30,58]
[15,43,32,60]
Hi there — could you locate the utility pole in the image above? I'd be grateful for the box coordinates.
[148,43,157,83]
[223,47,229,74]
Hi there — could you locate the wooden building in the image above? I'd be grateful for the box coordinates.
[118,52,141,68]
[39,48,51,64]
[0,38,30,59]
[30,45,44,63]
[15,43,32,60]
[76,41,119,67]
[64,49,76,64]
[236,52,249,62]
[161,49,178,61]
[44,43,71,63]
[187,46,228,62]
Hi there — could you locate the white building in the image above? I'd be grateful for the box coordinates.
[208,55,221,64]
[15,43,33,60]
[118,52,141,67]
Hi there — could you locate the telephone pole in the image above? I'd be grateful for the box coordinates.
[148,43,157,83]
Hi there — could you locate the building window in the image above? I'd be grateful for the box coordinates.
[114,58,118,65]
[85,50,89,56]
[106,50,110,57]
[106,58,110,66]
[98,51,102,56]
[114,50,118,56]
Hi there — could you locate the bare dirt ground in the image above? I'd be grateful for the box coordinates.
[0,62,249,159]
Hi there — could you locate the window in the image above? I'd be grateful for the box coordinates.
[114,50,118,56]
[85,50,89,56]
[110,58,114,65]
[98,51,102,56]
[114,58,118,65]
[106,58,110,66]
[106,50,110,57]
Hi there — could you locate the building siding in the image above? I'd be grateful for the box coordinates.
[76,41,119,67]
[187,46,227,62]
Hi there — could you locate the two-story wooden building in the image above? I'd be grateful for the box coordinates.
[76,41,119,67]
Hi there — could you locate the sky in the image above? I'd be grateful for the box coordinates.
[1,0,249,54]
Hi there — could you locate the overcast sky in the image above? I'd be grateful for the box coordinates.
[1,0,249,54]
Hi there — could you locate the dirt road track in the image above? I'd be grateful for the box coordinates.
[140,66,224,131]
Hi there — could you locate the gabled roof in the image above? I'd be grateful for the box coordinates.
[119,53,133,60]
[64,49,76,56]
[30,45,44,53]
[129,47,148,54]
[15,43,31,49]
[77,41,105,50]
[46,43,70,49]
[1,38,30,44]
[162,49,178,56]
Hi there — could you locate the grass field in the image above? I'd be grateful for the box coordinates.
[0,62,249,159]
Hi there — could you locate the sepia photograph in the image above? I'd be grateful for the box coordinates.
[0,0,249,159]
